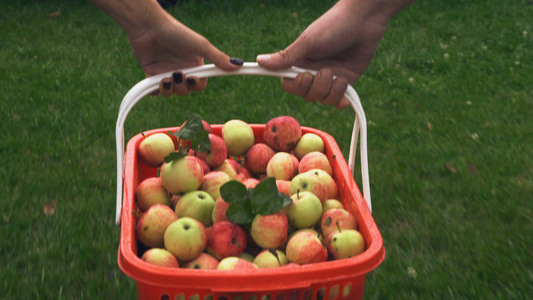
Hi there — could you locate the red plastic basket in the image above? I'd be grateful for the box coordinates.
[115,63,385,300]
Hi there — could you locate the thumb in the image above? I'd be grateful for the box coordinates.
[256,41,307,70]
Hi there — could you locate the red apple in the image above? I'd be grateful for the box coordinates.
[160,156,204,195]
[242,177,260,190]
[200,171,232,200]
[298,151,332,175]
[189,133,228,168]
[250,211,289,249]
[275,179,291,196]
[289,170,329,203]
[286,230,328,265]
[213,158,252,182]
[266,152,298,180]
[178,119,213,151]
[244,143,275,175]
[309,169,338,199]
[140,248,180,268]
[182,252,219,270]
[135,177,171,212]
[188,155,211,176]
[217,257,258,270]
[211,196,231,223]
[320,208,358,238]
[263,116,302,152]
[205,221,247,259]
[135,204,178,248]
[137,132,176,168]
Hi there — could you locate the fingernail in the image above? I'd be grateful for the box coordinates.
[256,54,271,62]
[301,72,314,87]
[173,72,183,84]
[162,79,171,90]
[186,78,196,87]
[230,57,244,66]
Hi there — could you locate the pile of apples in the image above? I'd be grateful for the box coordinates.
[133,115,365,270]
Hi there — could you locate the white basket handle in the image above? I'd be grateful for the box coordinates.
[115,62,370,225]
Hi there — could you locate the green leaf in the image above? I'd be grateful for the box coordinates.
[174,114,211,153]
[220,181,248,204]
[164,151,185,163]
[251,177,292,215]
[225,199,254,226]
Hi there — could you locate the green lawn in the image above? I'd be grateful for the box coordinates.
[1,0,532,299]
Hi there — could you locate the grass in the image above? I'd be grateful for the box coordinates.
[1,0,532,299]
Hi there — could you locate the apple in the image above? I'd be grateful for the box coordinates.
[211,196,231,223]
[289,171,329,203]
[181,252,219,270]
[174,190,215,227]
[275,179,291,196]
[242,177,260,190]
[288,228,323,243]
[205,221,247,259]
[266,152,298,180]
[200,171,232,200]
[284,191,322,229]
[285,230,328,265]
[250,211,289,249]
[135,204,178,248]
[263,116,302,152]
[160,156,204,195]
[164,217,208,262]
[294,133,325,160]
[308,169,338,199]
[322,199,345,212]
[137,132,176,168]
[188,155,211,176]
[320,208,357,238]
[238,252,255,263]
[178,119,213,151]
[253,249,289,268]
[298,151,332,175]
[318,284,352,300]
[244,143,275,174]
[189,133,228,168]
[135,177,171,212]
[325,228,365,260]
[217,257,258,270]
[140,248,180,268]
[221,119,255,157]
[170,194,181,210]
[213,158,252,182]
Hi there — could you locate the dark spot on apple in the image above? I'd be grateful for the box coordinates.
[184,224,190,230]
[333,237,337,242]
[271,126,277,133]
[143,226,149,231]
[231,238,237,244]
[326,217,332,226]
[193,264,201,269]
[302,183,308,189]
[199,194,205,200]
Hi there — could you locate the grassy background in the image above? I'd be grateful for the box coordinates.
[1,0,532,299]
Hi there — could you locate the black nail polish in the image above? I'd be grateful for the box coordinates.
[186,78,196,87]
[230,57,244,66]
[173,72,183,84]
[162,79,171,90]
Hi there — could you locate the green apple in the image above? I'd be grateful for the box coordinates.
[322,199,345,212]
[285,230,328,265]
[164,217,207,262]
[221,119,255,157]
[325,228,365,259]
[250,211,289,249]
[289,170,328,203]
[137,132,175,168]
[238,252,255,263]
[308,169,338,200]
[263,116,302,152]
[135,176,171,212]
[174,190,215,227]
[320,208,357,238]
[298,151,332,175]
[294,133,325,160]
[160,156,205,195]
[217,256,259,270]
[140,248,179,268]
[253,249,289,268]
[181,252,219,270]
[135,204,178,248]
[284,191,322,229]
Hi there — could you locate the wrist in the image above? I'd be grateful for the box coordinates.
[342,0,414,25]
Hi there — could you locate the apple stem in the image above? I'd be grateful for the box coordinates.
[336,221,342,233]
[329,155,336,163]
[269,248,281,266]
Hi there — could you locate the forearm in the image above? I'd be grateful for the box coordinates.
[342,0,415,24]
[87,0,169,37]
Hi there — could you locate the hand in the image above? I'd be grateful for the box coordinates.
[257,0,394,109]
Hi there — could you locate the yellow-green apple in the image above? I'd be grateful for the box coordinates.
[205,221,247,259]
[221,119,255,157]
[242,177,260,190]
[253,249,289,268]
[200,171,232,200]
[140,248,180,268]
[322,199,345,212]
[250,211,289,249]
[289,171,328,204]
[160,156,204,195]
[275,179,291,196]
[182,252,219,270]
[238,252,255,262]
[213,158,252,182]
[189,133,227,168]
[137,132,175,168]
[294,133,325,160]
[135,204,178,248]
[285,230,328,265]
[178,119,213,151]
[266,152,298,180]
[298,151,332,175]
[217,257,258,270]
[308,169,338,199]
[320,208,357,238]
[244,143,275,174]
[174,190,215,227]
[284,191,322,229]
[211,196,230,223]
[263,116,302,152]
[164,217,207,262]
[325,228,365,260]
[135,177,171,212]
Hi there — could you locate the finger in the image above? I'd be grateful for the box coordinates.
[335,96,352,110]
[159,77,174,97]
[319,76,349,106]
[198,38,244,71]
[172,72,189,96]
[257,40,308,70]
[280,72,314,97]
[303,68,334,103]
[186,76,207,92]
